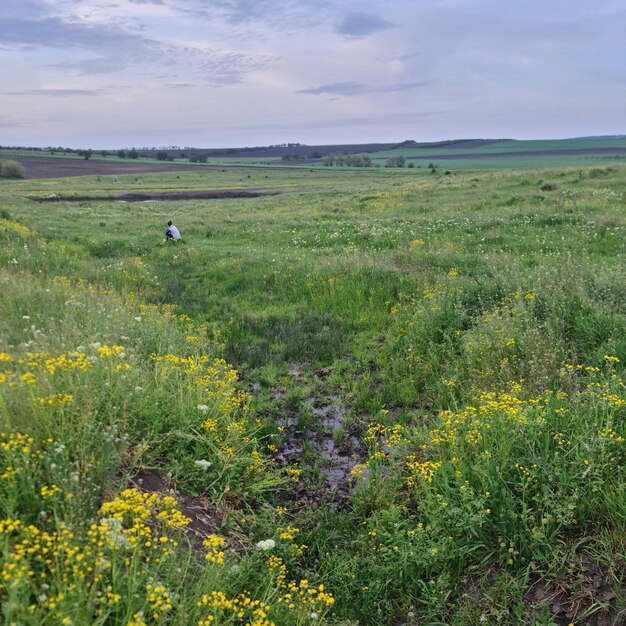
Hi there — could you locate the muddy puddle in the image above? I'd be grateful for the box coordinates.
[256,363,367,505]
[32,189,277,203]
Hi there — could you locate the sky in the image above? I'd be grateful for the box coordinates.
[1,0,625,149]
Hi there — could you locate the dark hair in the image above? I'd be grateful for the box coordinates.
[167,220,172,226]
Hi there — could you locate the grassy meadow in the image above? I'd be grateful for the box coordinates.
[1,163,625,625]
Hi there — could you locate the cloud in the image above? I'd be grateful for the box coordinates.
[0,10,277,82]
[335,12,395,37]
[297,81,429,96]
[0,120,30,128]
[233,111,446,132]
[156,44,279,85]
[0,17,157,53]
[175,0,329,31]
[164,82,197,89]
[3,89,101,96]
[2,0,50,19]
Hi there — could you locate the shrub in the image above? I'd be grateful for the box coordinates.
[0,160,25,179]
[385,156,406,168]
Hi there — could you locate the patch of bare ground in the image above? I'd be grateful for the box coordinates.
[523,557,626,626]
[460,558,626,625]
[266,363,367,508]
[129,469,225,543]
[10,155,294,179]
[12,156,210,179]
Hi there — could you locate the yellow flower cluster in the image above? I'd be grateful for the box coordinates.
[0,485,189,623]
[1,432,41,456]
[267,555,287,587]
[598,426,624,443]
[99,488,191,532]
[585,381,625,408]
[146,582,173,619]
[405,456,442,486]
[126,613,147,626]
[363,421,405,464]
[197,591,273,626]
[603,355,620,363]
[246,450,264,472]
[0,219,33,236]
[1,432,45,480]
[278,526,300,541]
[203,534,225,565]
[284,466,301,482]
[267,556,335,615]
[151,353,249,415]
[429,388,545,448]
[0,345,130,390]
[0,520,83,588]
[97,345,125,358]
[138,302,192,324]
[32,393,74,408]
[277,579,335,611]
[350,462,367,478]
[0,351,91,388]
[40,484,61,498]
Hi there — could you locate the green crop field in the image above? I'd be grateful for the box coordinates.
[1,163,625,625]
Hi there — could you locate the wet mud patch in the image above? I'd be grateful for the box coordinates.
[32,189,277,202]
[266,363,367,506]
[129,468,225,541]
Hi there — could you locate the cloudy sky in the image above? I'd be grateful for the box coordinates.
[1,0,625,148]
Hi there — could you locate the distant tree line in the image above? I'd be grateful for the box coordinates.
[324,153,373,167]
[281,152,323,161]
[0,145,148,160]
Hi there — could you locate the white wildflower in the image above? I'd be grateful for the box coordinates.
[194,459,212,470]
[255,539,276,551]
[197,404,209,412]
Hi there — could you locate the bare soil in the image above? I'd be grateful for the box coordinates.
[267,363,367,508]
[13,156,209,179]
[33,189,276,202]
[523,556,626,625]
[130,469,225,541]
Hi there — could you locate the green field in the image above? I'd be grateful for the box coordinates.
[1,163,625,625]
[4,136,626,173]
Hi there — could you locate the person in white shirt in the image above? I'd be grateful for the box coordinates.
[164,220,181,242]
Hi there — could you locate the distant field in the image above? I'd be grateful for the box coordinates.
[4,136,626,178]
